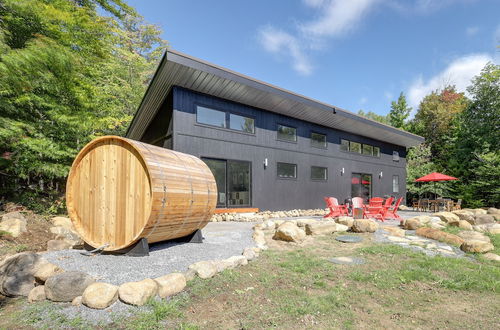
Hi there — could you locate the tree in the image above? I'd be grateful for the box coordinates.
[0,0,166,211]
[357,110,390,125]
[389,92,411,129]
[408,86,468,169]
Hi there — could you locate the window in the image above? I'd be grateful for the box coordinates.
[349,141,361,153]
[277,162,297,179]
[362,144,373,156]
[341,138,380,157]
[229,113,254,133]
[311,132,327,148]
[351,173,372,202]
[340,139,349,152]
[196,106,226,128]
[311,166,327,181]
[393,151,400,162]
[393,175,399,193]
[277,125,297,142]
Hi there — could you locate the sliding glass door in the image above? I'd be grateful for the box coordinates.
[202,158,251,207]
[351,173,372,202]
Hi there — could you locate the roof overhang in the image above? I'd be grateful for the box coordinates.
[126,50,424,148]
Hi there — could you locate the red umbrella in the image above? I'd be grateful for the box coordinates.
[415,172,458,182]
[415,172,458,198]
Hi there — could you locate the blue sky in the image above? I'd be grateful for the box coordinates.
[126,0,499,116]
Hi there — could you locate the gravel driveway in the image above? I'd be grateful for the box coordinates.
[42,222,256,285]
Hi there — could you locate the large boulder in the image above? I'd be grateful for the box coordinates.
[305,222,347,235]
[452,210,475,224]
[351,219,379,233]
[49,226,82,247]
[252,229,267,249]
[295,219,319,228]
[28,286,46,303]
[0,252,43,297]
[473,215,495,225]
[403,217,423,230]
[450,220,473,230]
[457,231,490,243]
[483,253,500,262]
[33,261,63,283]
[336,216,354,228]
[462,208,487,215]
[242,247,257,261]
[45,271,95,302]
[460,240,494,253]
[118,279,158,306]
[51,217,74,229]
[273,222,306,243]
[487,207,500,215]
[382,226,405,237]
[473,223,500,234]
[82,282,119,309]
[188,261,217,279]
[415,228,464,246]
[0,217,27,238]
[47,240,73,252]
[432,212,459,224]
[154,273,186,298]
[1,211,26,222]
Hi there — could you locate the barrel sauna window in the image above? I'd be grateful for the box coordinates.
[67,136,217,251]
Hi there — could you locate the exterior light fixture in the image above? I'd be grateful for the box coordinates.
[264,158,268,168]
[379,171,383,179]
[341,167,345,175]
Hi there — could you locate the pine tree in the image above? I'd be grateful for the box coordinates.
[389,92,412,129]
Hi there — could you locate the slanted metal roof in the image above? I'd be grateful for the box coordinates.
[126,50,424,147]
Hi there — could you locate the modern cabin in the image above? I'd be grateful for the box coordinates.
[126,50,424,211]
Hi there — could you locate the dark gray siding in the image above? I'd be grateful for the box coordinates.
[170,86,407,211]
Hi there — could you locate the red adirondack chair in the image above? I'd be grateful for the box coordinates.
[323,197,349,218]
[369,197,394,221]
[369,197,384,207]
[383,197,403,222]
[351,197,368,218]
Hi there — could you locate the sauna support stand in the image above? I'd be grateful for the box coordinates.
[83,238,150,257]
[172,229,204,244]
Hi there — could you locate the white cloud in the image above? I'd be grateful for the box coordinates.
[300,0,379,38]
[258,0,379,74]
[384,91,394,100]
[359,96,368,105]
[258,26,313,75]
[407,54,492,110]
[465,26,479,37]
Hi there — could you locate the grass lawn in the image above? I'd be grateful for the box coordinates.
[2,232,499,329]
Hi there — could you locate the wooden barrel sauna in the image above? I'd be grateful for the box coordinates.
[66,136,217,251]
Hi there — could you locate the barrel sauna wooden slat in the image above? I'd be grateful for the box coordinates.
[66,136,217,251]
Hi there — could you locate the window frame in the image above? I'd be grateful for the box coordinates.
[277,162,297,180]
[310,166,328,181]
[277,124,297,143]
[392,175,399,193]
[393,151,400,162]
[340,139,350,152]
[349,141,362,154]
[229,112,255,134]
[362,144,373,156]
[195,105,227,128]
[310,132,327,149]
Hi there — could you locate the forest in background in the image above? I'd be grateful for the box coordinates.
[0,0,498,213]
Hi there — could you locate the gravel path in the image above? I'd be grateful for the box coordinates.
[42,222,256,285]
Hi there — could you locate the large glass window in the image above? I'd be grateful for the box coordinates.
[277,162,297,179]
[349,141,362,153]
[311,166,327,181]
[351,173,372,202]
[311,132,327,148]
[340,139,349,152]
[196,106,226,128]
[202,158,251,207]
[277,125,297,142]
[229,113,255,133]
[393,175,399,193]
[202,158,227,207]
[373,147,380,157]
[362,144,373,156]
